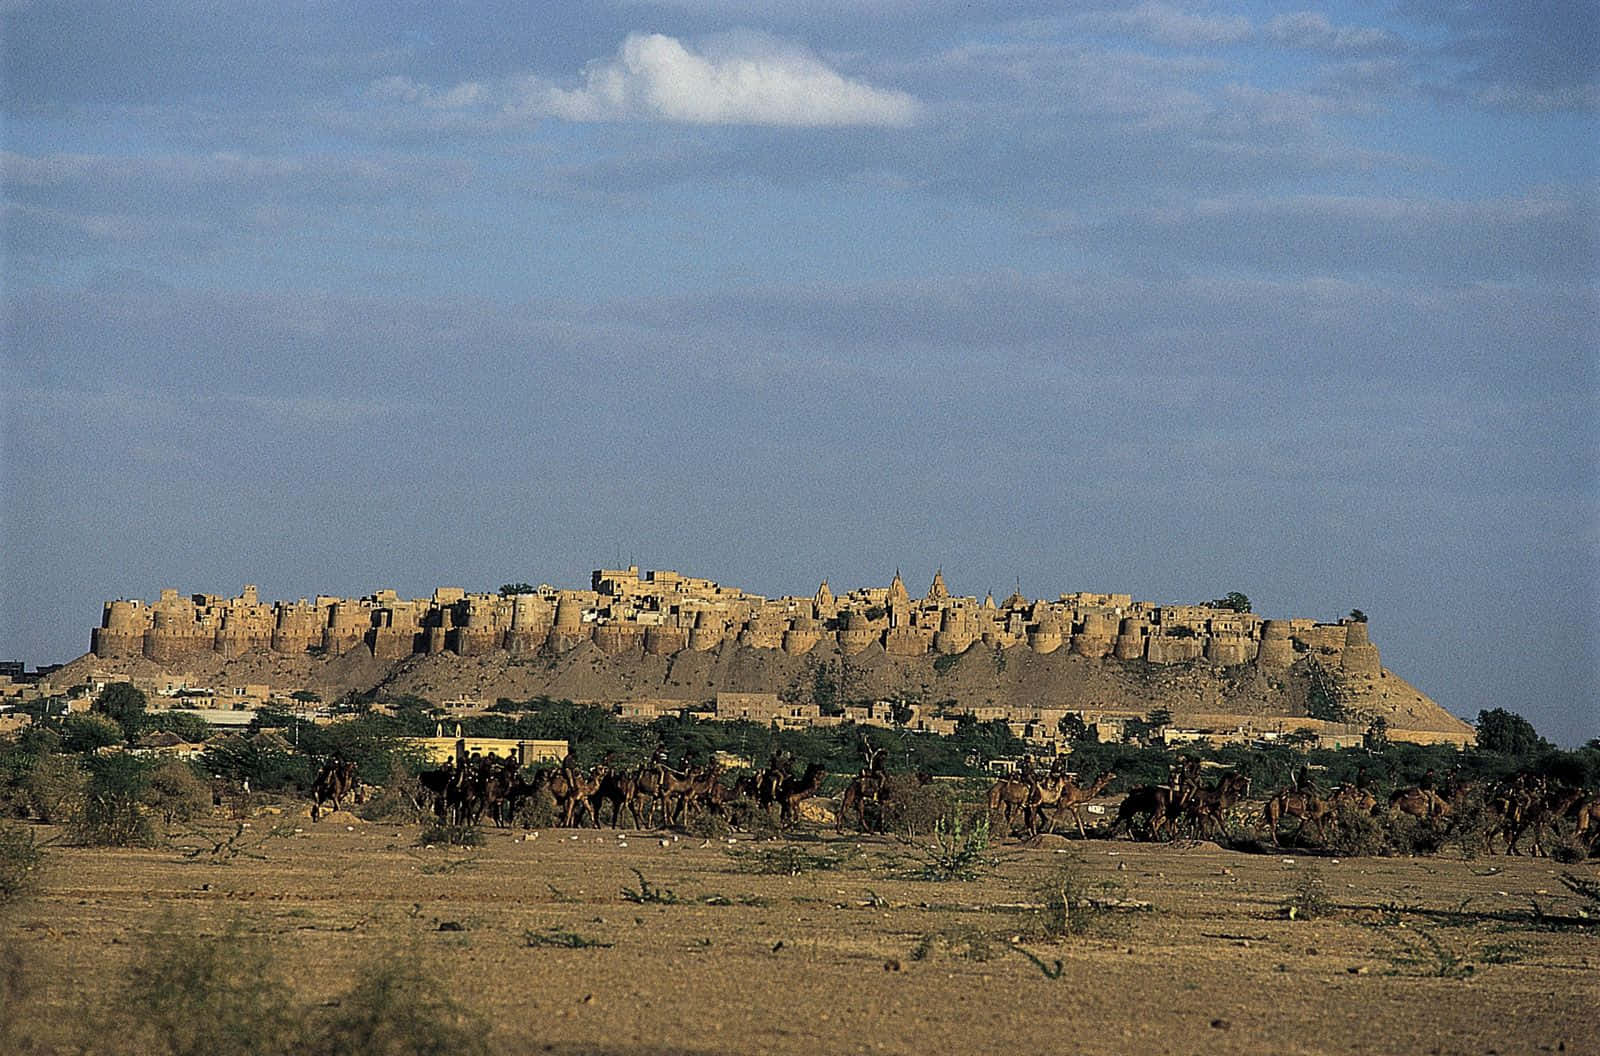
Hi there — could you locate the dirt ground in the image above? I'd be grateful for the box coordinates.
[4,811,1594,1056]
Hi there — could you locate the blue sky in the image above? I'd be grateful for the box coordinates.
[3,1,1596,744]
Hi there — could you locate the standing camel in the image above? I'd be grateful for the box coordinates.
[1031,772,1118,838]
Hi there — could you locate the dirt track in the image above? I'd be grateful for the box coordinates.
[5,814,1595,1056]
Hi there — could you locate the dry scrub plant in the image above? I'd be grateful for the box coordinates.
[86,917,490,1056]
[0,823,43,909]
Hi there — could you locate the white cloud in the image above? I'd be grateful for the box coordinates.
[380,33,920,128]
[368,33,921,128]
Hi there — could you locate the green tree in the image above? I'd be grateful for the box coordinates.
[1363,715,1389,752]
[1474,708,1544,757]
[1348,609,1368,623]
[1057,713,1092,745]
[1146,707,1174,729]
[146,710,211,744]
[1208,592,1252,613]
[61,713,125,754]
[499,582,536,596]
[94,682,148,743]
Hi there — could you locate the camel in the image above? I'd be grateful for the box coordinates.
[775,763,827,826]
[310,758,358,821]
[416,764,454,819]
[1388,786,1450,822]
[1111,784,1175,841]
[1181,772,1251,841]
[1570,793,1600,851]
[1261,783,1374,846]
[545,765,605,827]
[1501,781,1583,857]
[839,769,889,832]
[1030,771,1118,838]
[986,776,1034,832]
[592,768,643,829]
[1260,788,1334,846]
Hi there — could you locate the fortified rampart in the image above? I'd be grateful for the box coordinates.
[92,567,1383,680]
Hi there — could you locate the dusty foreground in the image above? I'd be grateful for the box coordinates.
[5,816,1595,1056]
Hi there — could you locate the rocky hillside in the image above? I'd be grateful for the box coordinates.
[55,637,1473,739]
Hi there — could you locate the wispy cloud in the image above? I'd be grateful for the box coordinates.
[1078,2,1252,47]
[373,32,919,128]
[1265,12,1402,54]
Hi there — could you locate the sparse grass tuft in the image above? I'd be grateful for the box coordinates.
[621,868,681,904]
[105,918,300,1056]
[1280,867,1336,921]
[1027,858,1137,939]
[416,821,482,848]
[523,928,612,949]
[726,843,862,876]
[1557,871,1600,916]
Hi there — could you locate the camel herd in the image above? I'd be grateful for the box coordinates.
[983,756,1600,858]
[309,748,1600,860]
[408,749,828,831]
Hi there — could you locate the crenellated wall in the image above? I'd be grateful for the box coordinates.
[89,570,1385,686]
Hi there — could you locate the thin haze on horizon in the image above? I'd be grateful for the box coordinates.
[2,2,1596,744]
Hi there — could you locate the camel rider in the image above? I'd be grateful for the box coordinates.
[1019,754,1037,784]
[1295,764,1315,794]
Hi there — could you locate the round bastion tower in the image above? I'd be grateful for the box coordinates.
[836,609,879,656]
[547,596,587,652]
[643,621,688,656]
[1026,605,1063,654]
[1071,611,1114,658]
[93,600,150,658]
[687,611,724,651]
[1255,620,1295,669]
[933,607,977,655]
[1340,620,1382,678]
[504,594,553,656]
[782,613,823,655]
[1114,617,1149,661]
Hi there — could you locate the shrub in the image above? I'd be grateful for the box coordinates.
[722,796,781,838]
[1281,867,1336,921]
[72,753,155,847]
[685,808,733,840]
[305,956,490,1056]
[358,760,427,824]
[0,823,43,908]
[416,821,482,847]
[106,919,299,1056]
[23,754,85,824]
[912,810,992,881]
[511,790,559,829]
[1549,835,1590,864]
[142,759,211,829]
[1028,858,1130,939]
[1323,806,1392,858]
[878,775,955,837]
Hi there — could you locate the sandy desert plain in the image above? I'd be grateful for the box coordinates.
[2,805,1595,1056]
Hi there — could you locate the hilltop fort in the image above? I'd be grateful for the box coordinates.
[73,567,1474,746]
